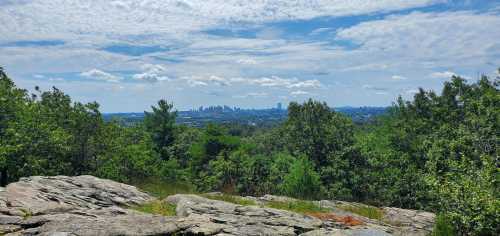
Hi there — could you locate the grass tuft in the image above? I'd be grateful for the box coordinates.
[202,193,256,206]
[20,208,32,220]
[265,200,329,214]
[338,204,383,220]
[130,200,177,216]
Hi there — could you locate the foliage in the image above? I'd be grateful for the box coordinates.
[144,100,177,160]
[280,157,323,200]
[283,99,368,201]
[431,214,456,236]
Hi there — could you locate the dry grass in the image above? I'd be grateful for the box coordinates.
[306,212,364,226]
[130,200,177,216]
[338,204,383,221]
[264,200,328,214]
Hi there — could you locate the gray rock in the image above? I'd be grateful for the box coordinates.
[0,176,435,236]
[4,175,154,214]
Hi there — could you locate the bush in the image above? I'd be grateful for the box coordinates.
[280,157,323,200]
[432,214,456,236]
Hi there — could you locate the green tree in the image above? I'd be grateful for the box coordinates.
[283,99,367,201]
[0,67,30,185]
[189,124,241,191]
[144,99,177,159]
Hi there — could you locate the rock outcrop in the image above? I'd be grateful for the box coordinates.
[0,176,435,236]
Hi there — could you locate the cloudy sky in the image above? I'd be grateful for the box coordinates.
[1,0,499,112]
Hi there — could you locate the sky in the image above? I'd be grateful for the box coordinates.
[1,0,499,112]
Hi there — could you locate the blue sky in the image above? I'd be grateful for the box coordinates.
[1,0,499,112]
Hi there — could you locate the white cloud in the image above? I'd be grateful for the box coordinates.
[429,71,457,79]
[310,27,333,36]
[247,76,323,89]
[0,0,440,44]
[133,64,170,83]
[291,90,310,96]
[141,64,167,74]
[236,58,258,65]
[187,80,208,87]
[80,69,122,82]
[233,92,268,98]
[133,73,169,83]
[249,76,297,87]
[363,84,389,92]
[48,77,64,82]
[33,74,45,79]
[406,89,420,94]
[2,1,497,111]
[335,11,500,67]
[391,75,407,80]
[287,79,322,89]
[182,75,231,87]
[179,74,323,90]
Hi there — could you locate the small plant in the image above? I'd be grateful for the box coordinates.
[431,214,456,236]
[20,208,32,220]
[265,200,328,214]
[202,193,256,206]
[338,204,383,220]
[131,200,177,216]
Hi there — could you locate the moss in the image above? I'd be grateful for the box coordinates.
[265,200,328,214]
[202,193,256,206]
[338,204,383,221]
[130,200,177,216]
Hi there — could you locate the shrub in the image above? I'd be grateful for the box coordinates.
[280,157,323,200]
[431,214,456,236]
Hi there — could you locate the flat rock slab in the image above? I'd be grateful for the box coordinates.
[0,176,434,236]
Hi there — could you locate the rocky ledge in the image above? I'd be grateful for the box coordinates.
[0,176,435,236]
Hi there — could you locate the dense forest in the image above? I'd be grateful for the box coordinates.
[0,67,498,235]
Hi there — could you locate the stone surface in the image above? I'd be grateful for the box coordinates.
[0,176,435,236]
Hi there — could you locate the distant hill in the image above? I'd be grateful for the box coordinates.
[103,106,388,127]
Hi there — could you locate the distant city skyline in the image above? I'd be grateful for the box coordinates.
[1,1,499,112]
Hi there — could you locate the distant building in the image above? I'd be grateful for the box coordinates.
[277,102,282,110]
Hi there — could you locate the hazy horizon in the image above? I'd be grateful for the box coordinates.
[1,0,499,112]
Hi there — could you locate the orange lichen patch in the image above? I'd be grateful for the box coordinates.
[306,212,364,226]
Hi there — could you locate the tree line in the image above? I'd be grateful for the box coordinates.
[0,67,498,235]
